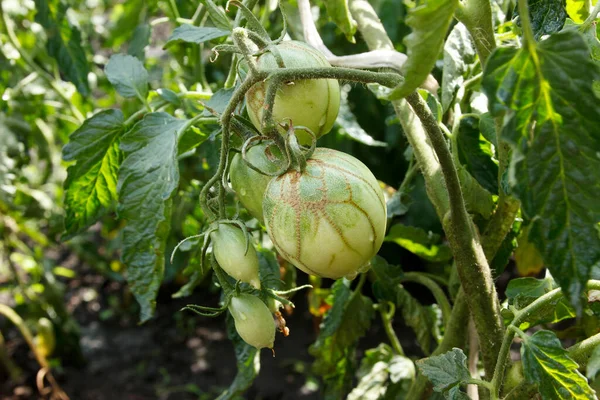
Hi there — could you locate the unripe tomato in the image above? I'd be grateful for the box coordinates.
[210,223,261,289]
[230,143,280,222]
[263,148,386,279]
[228,294,276,349]
[245,41,340,144]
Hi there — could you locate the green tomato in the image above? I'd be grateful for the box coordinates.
[263,148,387,279]
[230,143,281,222]
[210,223,261,289]
[245,41,340,144]
[228,294,276,349]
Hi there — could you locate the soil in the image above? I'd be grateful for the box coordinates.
[0,265,408,400]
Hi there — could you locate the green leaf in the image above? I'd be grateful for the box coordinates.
[387,0,459,100]
[347,343,415,400]
[478,112,498,146]
[323,0,357,43]
[217,313,260,400]
[34,0,90,95]
[456,117,499,195]
[516,0,568,40]
[384,224,453,262]
[178,126,208,155]
[587,344,600,380]
[371,256,404,302]
[128,24,151,60]
[521,330,596,399]
[117,112,188,322]
[105,54,149,101]
[310,279,375,399]
[396,285,442,354]
[565,0,590,23]
[441,22,477,111]
[202,0,232,31]
[386,188,412,219]
[165,24,230,47]
[62,110,124,238]
[156,88,181,106]
[457,166,495,219]
[483,30,600,312]
[337,86,387,147]
[203,86,238,116]
[417,348,471,393]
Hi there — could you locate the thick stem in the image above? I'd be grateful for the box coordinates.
[406,92,504,378]
[199,75,260,220]
[567,332,600,367]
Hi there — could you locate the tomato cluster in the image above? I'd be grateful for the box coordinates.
[211,41,386,350]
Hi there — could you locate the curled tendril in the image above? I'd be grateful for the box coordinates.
[170,231,213,264]
[181,303,228,318]
[241,135,290,176]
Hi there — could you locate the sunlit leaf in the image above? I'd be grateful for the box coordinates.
[34,0,90,95]
[441,22,476,111]
[117,112,188,322]
[62,109,124,238]
[323,0,357,43]
[348,343,415,400]
[483,30,600,312]
[587,344,600,380]
[566,0,591,23]
[165,24,230,47]
[417,348,471,393]
[387,0,459,100]
[384,224,452,262]
[521,330,596,399]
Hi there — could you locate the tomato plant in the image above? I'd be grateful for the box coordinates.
[2,0,600,399]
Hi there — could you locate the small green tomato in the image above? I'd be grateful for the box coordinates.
[230,143,281,222]
[245,41,340,144]
[228,294,276,349]
[210,223,261,289]
[263,148,387,279]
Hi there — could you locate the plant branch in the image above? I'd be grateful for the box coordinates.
[490,280,600,398]
[567,332,600,368]
[454,0,496,64]
[406,91,504,377]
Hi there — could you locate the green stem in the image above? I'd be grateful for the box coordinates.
[378,302,405,356]
[401,272,452,328]
[517,0,536,52]
[168,0,181,20]
[406,91,504,378]
[0,3,85,123]
[199,75,260,221]
[567,332,600,368]
[224,55,239,88]
[581,0,600,30]
[490,280,600,398]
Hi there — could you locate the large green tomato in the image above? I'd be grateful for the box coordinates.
[230,143,280,222]
[262,148,387,279]
[228,294,275,349]
[210,223,261,289]
[245,41,340,144]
